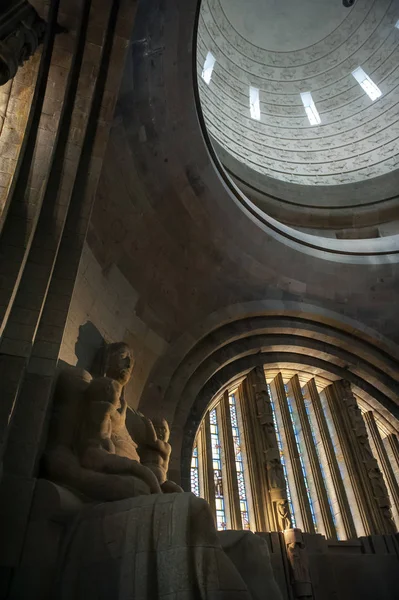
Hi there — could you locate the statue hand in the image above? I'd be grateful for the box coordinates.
[161,480,184,494]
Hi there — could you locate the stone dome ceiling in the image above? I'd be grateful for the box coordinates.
[197,0,399,188]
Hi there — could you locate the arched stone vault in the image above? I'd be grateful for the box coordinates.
[66,0,399,473]
[138,306,399,486]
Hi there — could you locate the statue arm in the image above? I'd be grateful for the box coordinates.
[142,416,158,444]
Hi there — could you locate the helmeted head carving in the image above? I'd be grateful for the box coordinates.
[104,342,134,386]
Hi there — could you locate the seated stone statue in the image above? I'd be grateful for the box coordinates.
[44,341,282,600]
[78,377,161,494]
[43,342,174,500]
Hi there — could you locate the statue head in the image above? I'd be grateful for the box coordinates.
[153,417,170,442]
[104,343,134,386]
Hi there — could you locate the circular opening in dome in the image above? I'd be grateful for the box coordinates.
[196,0,399,261]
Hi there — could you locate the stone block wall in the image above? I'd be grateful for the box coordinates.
[0,52,41,217]
[60,242,169,408]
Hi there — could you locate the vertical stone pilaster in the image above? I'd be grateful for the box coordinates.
[326,380,394,535]
[363,412,398,532]
[240,375,270,532]
[291,375,336,540]
[249,367,292,531]
[386,434,399,475]
[275,373,315,534]
[218,392,242,530]
[200,414,216,518]
[0,3,138,593]
[306,379,357,540]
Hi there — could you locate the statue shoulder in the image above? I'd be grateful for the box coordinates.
[46,366,93,450]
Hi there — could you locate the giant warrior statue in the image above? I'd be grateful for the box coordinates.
[44,342,282,600]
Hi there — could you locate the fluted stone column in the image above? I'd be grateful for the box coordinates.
[364,411,399,530]
[217,392,242,530]
[291,375,336,540]
[275,373,314,533]
[198,414,216,518]
[326,380,395,535]
[306,379,357,540]
[240,372,271,532]
[250,367,292,531]
[386,434,399,476]
[197,413,216,515]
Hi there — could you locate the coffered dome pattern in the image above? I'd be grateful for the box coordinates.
[197,0,399,187]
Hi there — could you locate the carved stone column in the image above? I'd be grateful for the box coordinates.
[326,380,395,535]
[291,375,337,540]
[386,434,399,476]
[306,379,357,540]
[363,412,398,532]
[217,392,242,530]
[250,367,292,531]
[275,373,315,533]
[240,375,270,531]
[283,528,313,599]
[0,1,46,86]
[198,414,216,518]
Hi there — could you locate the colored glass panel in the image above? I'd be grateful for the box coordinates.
[210,409,227,530]
[229,393,251,530]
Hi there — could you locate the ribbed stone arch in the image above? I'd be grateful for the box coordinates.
[175,351,399,490]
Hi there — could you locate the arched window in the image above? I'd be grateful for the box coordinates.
[190,368,399,539]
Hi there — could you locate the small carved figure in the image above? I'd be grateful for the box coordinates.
[284,529,313,599]
[137,416,183,493]
[266,453,286,491]
[276,499,291,531]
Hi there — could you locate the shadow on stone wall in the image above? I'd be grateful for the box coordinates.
[58,321,105,373]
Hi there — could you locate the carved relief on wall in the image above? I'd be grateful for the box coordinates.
[340,380,396,534]
[284,528,313,599]
[252,366,292,530]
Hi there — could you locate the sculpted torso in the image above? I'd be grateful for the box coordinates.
[44,342,182,500]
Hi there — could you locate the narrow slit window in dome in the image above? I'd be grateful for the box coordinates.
[300,91,321,126]
[352,67,382,102]
[201,51,216,85]
[249,86,261,121]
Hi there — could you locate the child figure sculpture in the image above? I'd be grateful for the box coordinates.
[78,377,162,494]
[138,416,183,493]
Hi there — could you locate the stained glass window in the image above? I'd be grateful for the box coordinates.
[191,444,200,497]
[189,371,392,541]
[210,409,227,530]
[229,393,251,529]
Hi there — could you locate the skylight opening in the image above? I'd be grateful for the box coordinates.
[300,91,321,126]
[352,67,382,102]
[395,20,399,29]
[249,86,261,121]
[201,51,216,85]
